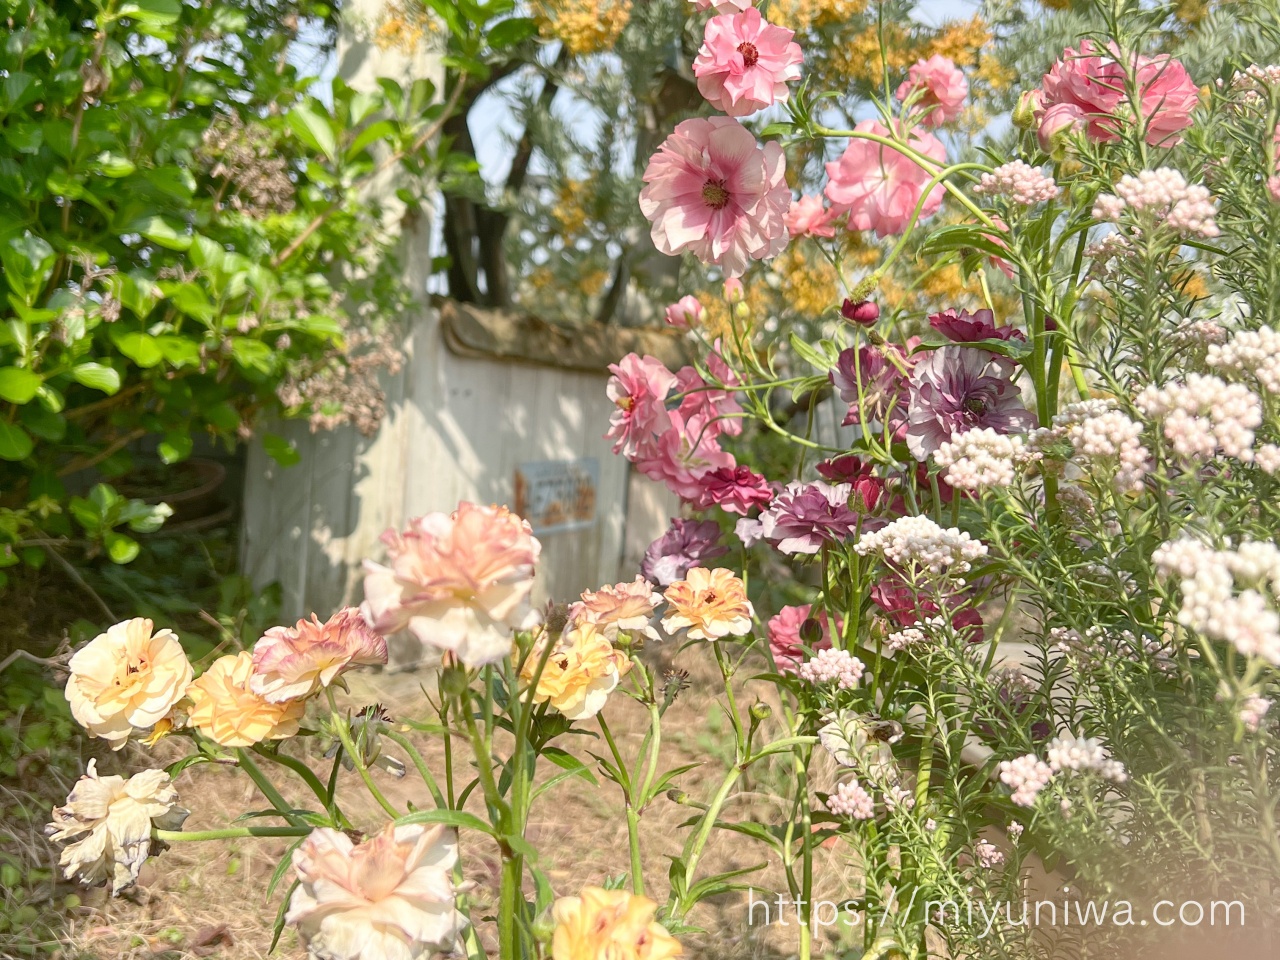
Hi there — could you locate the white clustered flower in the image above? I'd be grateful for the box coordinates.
[934,428,1026,490]
[1229,64,1280,107]
[885,623,936,653]
[975,838,1005,869]
[998,753,1055,807]
[1256,444,1280,474]
[854,515,987,579]
[924,818,938,832]
[1046,735,1128,782]
[1054,400,1150,494]
[1153,537,1280,664]
[1007,821,1025,840]
[1240,695,1272,733]
[798,649,866,689]
[1092,168,1220,239]
[884,785,916,811]
[1085,232,1134,270]
[1135,374,1262,462]
[974,160,1059,205]
[827,780,875,819]
[1206,326,1280,395]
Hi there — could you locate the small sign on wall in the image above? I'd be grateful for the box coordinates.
[514,458,599,534]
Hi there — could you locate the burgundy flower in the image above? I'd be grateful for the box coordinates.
[750,481,861,555]
[829,344,916,435]
[871,575,984,641]
[905,347,1036,460]
[815,454,883,512]
[640,518,730,586]
[841,299,880,325]
[690,465,774,515]
[928,308,1025,344]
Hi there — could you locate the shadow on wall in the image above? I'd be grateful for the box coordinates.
[239,301,686,667]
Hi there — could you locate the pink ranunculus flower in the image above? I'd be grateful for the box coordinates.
[664,295,704,329]
[767,603,837,673]
[693,7,802,118]
[639,116,790,277]
[784,194,837,238]
[634,408,737,501]
[1038,40,1198,147]
[692,0,753,11]
[824,120,947,238]
[895,54,968,127]
[569,576,664,642]
[673,345,744,440]
[361,503,541,667]
[605,353,679,458]
[250,607,388,703]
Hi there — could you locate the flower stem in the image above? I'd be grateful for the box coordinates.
[154,826,311,841]
[325,687,402,819]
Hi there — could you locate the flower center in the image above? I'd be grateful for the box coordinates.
[962,396,988,420]
[737,41,759,67]
[702,179,731,210]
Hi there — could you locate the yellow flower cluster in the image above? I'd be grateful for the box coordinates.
[925,16,989,69]
[777,246,840,319]
[770,0,868,34]
[533,0,632,57]
[374,1,437,54]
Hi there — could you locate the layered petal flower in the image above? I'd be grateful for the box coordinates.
[64,618,192,750]
[663,295,704,330]
[522,621,632,720]
[895,55,968,127]
[361,503,541,667]
[824,120,946,237]
[767,603,837,673]
[640,518,730,586]
[693,8,802,117]
[552,886,682,960]
[928,308,1025,344]
[639,116,790,276]
[829,343,916,435]
[186,652,306,747]
[251,607,387,703]
[46,760,188,895]
[785,195,838,238]
[688,464,774,515]
[606,354,679,458]
[287,824,467,960]
[569,576,663,642]
[661,567,754,641]
[905,347,1036,460]
[754,481,861,554]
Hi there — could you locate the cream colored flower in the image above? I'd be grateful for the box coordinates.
[521,622,631,720]
[286,823,467,960]
[46,760,188,894]
[186,652,305,747]
[251,607,388,703]
[568,576,663,641]
[551,886,682,960]
[660,567,754,641]
[64,618,193,750]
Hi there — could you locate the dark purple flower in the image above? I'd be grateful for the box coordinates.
[640,518,729,586]
[905,347,1037,460]
[841,299,880,325]
[815,454,884,512]
[756,481,861,555]
[928,308,1026,343]
[690,465,774,515]
[829,344,916,435]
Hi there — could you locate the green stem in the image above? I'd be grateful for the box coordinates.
[382,729,447,809]
[235,749,308,827]
[154,826,311,841]
[325,687,402,819]
[673,763,743,919]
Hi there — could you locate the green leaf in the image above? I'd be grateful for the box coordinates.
[0,367,41,404]
[262,433,301,467]
[71,363,121,395]
[789,332,833,372]
[158,433,193,464]
[345,119,398,162]
[393,808,496,835]
[2,234,55,305]
[231,338,274,374]
[0,422,33,461]
[104,532,140,564]
[129,215,191,251]
[116,0,181,25]
[110,331,164,368]
[288,101,338,163]
[92,152,136,178]
[487,16,538,49]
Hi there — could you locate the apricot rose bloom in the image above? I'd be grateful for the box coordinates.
[522,621,632,720]
[46,760,188,895]
[251,607,388,703]
[551,886,682,960]
[569,576,663,642]
[361,502,541,667]
[186,651,306,747]
[65,617,193,750]
[286,823,467,960]
[660,567,754,641]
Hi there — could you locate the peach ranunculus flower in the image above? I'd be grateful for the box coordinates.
[521,621,632,721]
[551,886,682,960]
[286,823,467,960]
[250,607,388,703]
[361,502,542,667]
[568,576,663,642]
[186,652,306,747]
[660,567,754,641]
[46,759,188,895]
[64,617,193,750]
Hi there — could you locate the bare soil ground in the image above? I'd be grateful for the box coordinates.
[29,645,864,960]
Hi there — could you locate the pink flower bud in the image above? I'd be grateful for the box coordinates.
[841,299,880,325]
